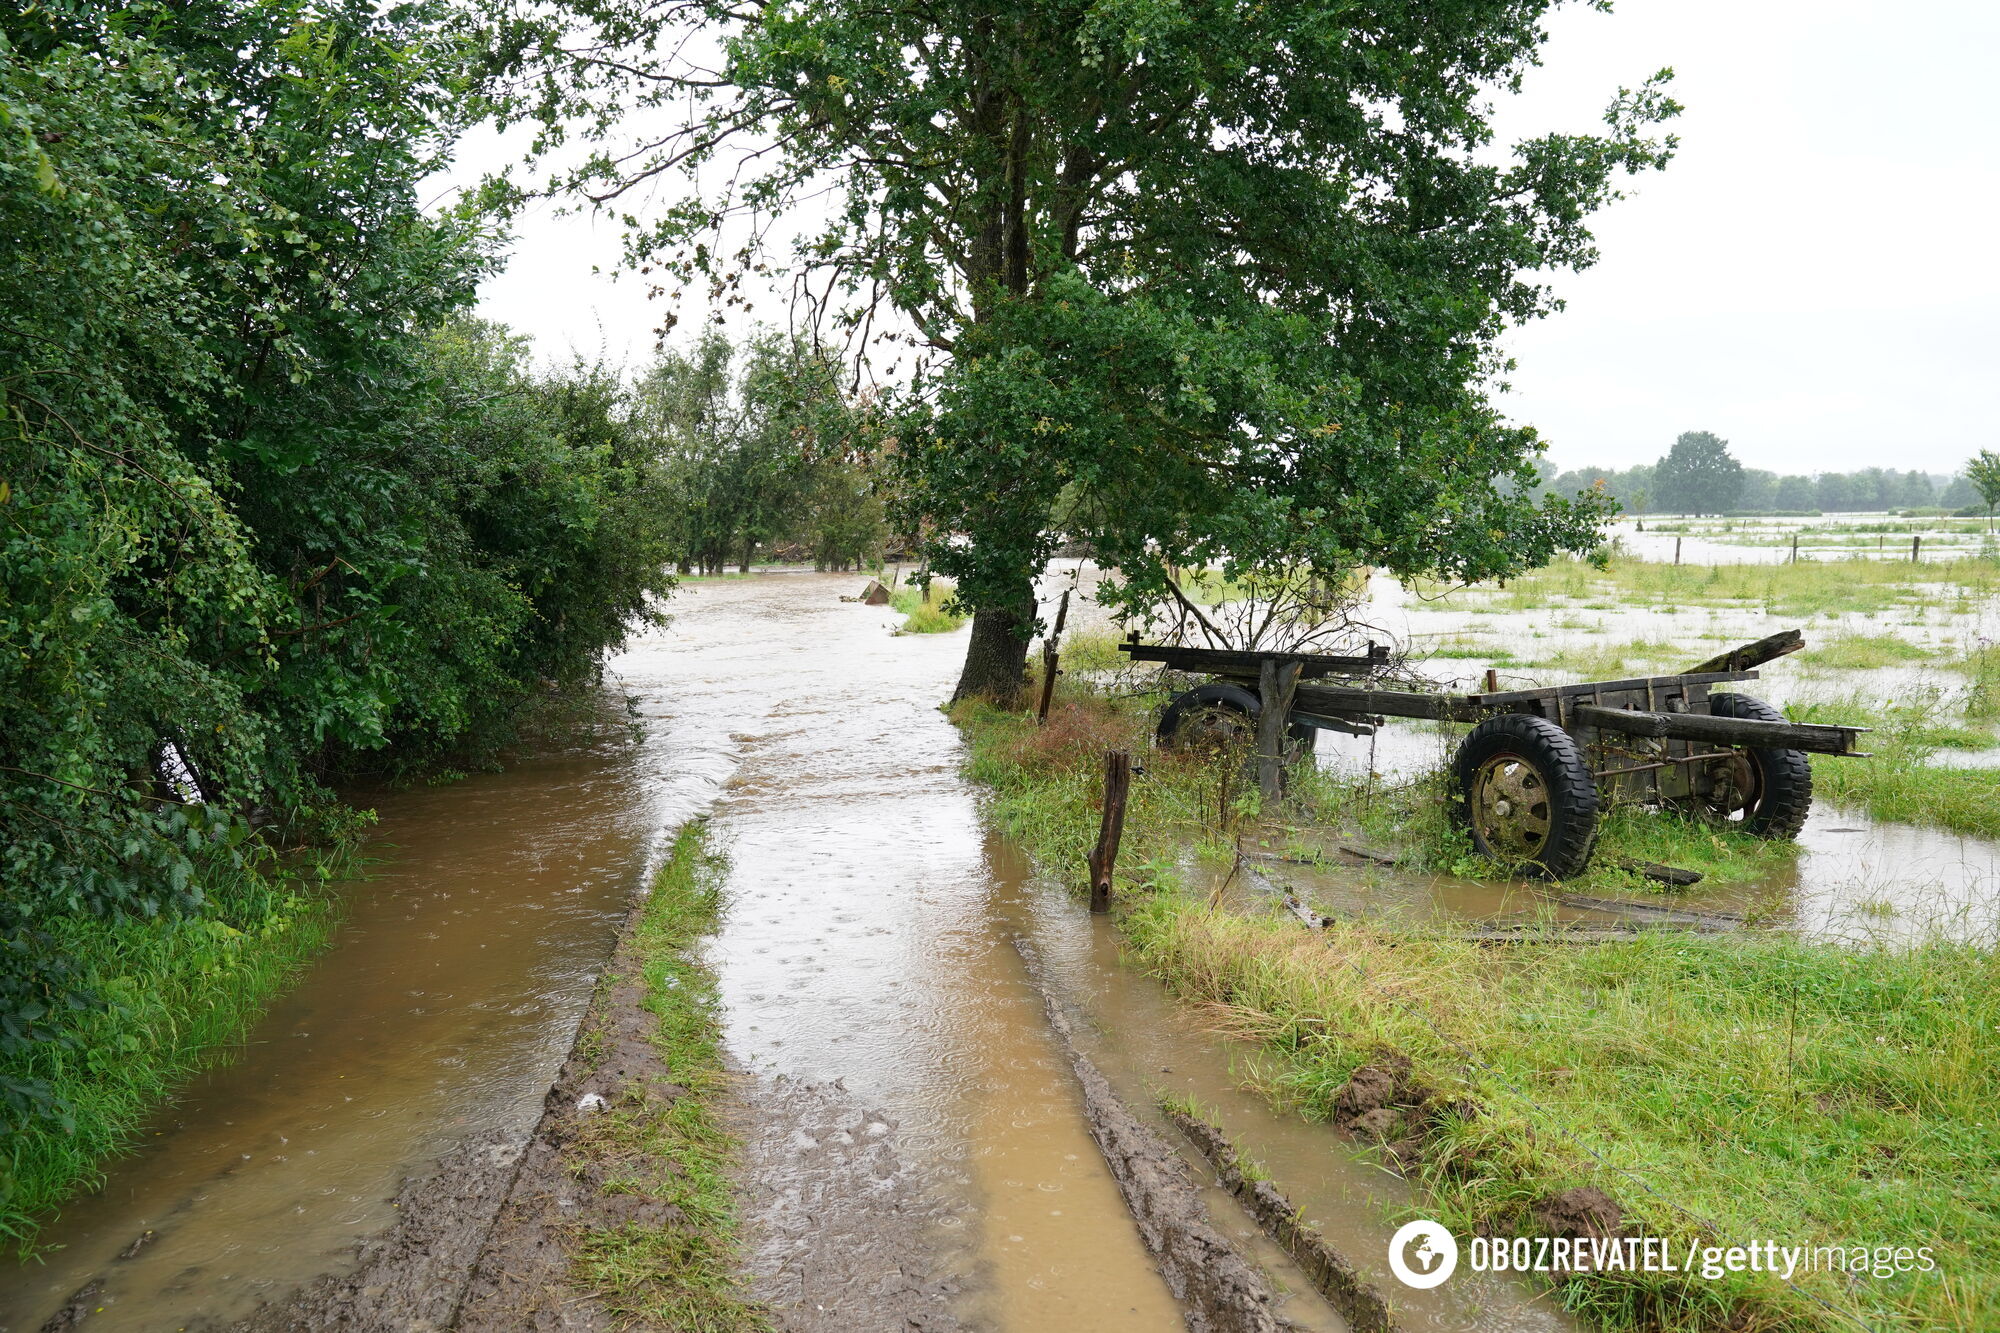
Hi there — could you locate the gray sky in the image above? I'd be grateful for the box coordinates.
[466,0,2000,478]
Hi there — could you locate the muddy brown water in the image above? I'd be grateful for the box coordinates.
[0,741,682,1329]
[36,567,1941,1330]
[4,574,1393,1332]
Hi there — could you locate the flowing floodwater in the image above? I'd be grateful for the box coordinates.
[17,564,1963,1332]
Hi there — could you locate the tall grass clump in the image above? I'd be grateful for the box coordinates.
[890,581,967,633]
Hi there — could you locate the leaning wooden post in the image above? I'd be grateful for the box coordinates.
[1036,587,1072,724]
[1087,750,1131,914]
[1674,537,1682,565]
[1256,658,1303,808]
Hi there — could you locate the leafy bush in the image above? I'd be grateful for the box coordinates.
[0,3,676,1232]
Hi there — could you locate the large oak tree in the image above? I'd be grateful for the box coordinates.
[514,0,1678,698]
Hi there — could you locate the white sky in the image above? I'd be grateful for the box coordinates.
[464,0,2000,478]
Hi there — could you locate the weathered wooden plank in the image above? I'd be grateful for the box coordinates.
[1118,641,1388,679]
[1610,859,1704,887]
[1465,670,1759,708]
[1573,703,1866,755]
[1292,684,1469,722]
[1684,629,1804,676]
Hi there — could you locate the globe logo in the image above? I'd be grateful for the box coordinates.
[1387,1219,1459,1289]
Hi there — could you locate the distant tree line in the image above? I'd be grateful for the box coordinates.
[1541,431,1984,516]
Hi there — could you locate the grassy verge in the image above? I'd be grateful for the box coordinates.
[3,861,345,1247]
[954,694,1999,1332]
[564,820,767,1330]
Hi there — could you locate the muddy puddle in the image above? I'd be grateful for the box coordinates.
[997,846,1579,1333]
[638,577,1184,1329]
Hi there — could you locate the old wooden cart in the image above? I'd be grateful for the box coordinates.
[1120,630,1869,878]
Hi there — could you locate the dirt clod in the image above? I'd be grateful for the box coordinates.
[1534,1186,1624,1241]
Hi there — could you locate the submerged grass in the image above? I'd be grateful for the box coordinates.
[3,863,345,1248]
[1783,690,2000,839]
[565,819,767,1330]
[1415,552,2000,620]
[955,693,1999,1332]
[1798,633,1935,671]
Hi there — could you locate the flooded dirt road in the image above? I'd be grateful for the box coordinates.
[2,570,1633,1333]
[0,741,679,1329]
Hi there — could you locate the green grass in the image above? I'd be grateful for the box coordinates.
[564,820,767,1330]
[1124,906,1999,1332]
[3,862,345,1248]
[1514,637,1683,678]
[889,581,967,633]
[1950,646,2000,721]
[1419,633,1520,663]
[1783,691,2000,839]
[1798,633,1934,671]
[954,695,2000,1332]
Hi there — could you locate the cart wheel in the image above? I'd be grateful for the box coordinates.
[1693,693,1814,839]
[1452,715,1599,879]
[1156,684,1314,762]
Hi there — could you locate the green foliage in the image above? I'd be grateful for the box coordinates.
[1965,450,2000,530]
[567,820,768,1329]
[635,331,884,574]
[512,0,1674,692]
[889,580,966,633]
[1652,430,1743,516]
[0,3,676,1222]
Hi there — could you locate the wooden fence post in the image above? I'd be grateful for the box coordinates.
[1088,750,1131,913]
[1912,534,1922,563]
[1036,587,1071,724]
[1791,533,1800,564]
[1674,537,1682,565]
[1256,658,1303,808]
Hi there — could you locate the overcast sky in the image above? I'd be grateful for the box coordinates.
[464,0,2000,478]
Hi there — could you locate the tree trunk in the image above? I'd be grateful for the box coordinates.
[953,599,1034,705]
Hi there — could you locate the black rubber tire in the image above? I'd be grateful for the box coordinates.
[1451,714,1600,880]
[1156,683,1315,758]
[1702,693,1814,839]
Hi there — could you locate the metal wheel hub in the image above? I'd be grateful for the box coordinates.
[1470,753,1552,859]
[1698,753,1762,822]
[1179,705,1253,748]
